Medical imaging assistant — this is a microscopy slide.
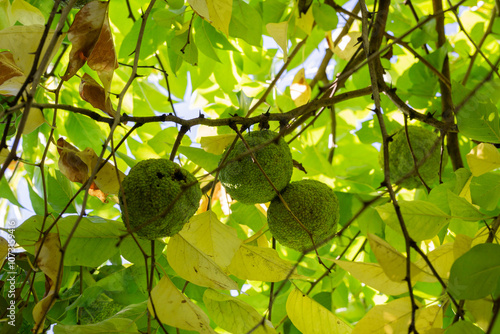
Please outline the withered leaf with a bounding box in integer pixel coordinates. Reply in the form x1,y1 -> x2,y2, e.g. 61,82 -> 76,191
57,137 -> 89,184
0,51 -> 23,86
79,73 -> 115,116
32,233 -> 62,333
62,1 -> 117,82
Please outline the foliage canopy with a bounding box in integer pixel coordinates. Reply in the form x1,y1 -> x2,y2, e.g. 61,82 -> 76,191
1,0 -> 500,333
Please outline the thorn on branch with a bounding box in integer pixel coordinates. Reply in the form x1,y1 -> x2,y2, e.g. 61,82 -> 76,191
198,111 -> 205,119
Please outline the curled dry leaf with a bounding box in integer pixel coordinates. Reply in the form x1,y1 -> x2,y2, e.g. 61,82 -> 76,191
0,51 -> 24,95
32,233 -> 62,334
63,0 -> 118,96
57,138 -> 89,184
79,73 -> 115,116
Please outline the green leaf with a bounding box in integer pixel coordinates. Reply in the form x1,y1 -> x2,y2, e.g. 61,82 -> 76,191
230,0 -> 263,46
375,200 -> 450,241
171,29 -> 198,65
312,3 -> 338,31
53,318 -> 140,333
15,215 -> 122,267
65,112 -> 106,153
177,145 -> 221,173
444,321 -> 485,334
448,243 -> 500,300
194,17 -> 221,62
0,177 -> 22,207
203,289 -> 277,334
447,190 -> 486,221
453,82 -> 500,143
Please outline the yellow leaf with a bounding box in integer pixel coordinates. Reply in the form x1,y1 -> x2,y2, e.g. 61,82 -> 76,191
266,22 -> 288,62
453,234 -> 472,259
188,0 -> 232,35
33,233 -> 62,333
148,275 -> 216,334
167,212 -> 240,290
200,134 -> 237,155
167,233 -> 238,289
0,25 -> 64,75
188,0 -> 210,20
368,233 -> 424,282
415,242 -> 455,282
465,298 -> 494,331
466,143 -> 500,177
228,244 -> 304,282
458,175 -> 473,203
11,0 -> 45,26
0,147 -> 10,164
0,0 -> 13,29
180,211 -> 242,268
0,236 -> 8,263
76,147 -> 125,195
204,289 -> 277,334
290,68 -> 311,107
352,297 -> 441,334
296,7 -> 314,35
331,32 -> 362,61
22,107 -> 45,134
286,288 -> 352,334
334,260 -> 410,295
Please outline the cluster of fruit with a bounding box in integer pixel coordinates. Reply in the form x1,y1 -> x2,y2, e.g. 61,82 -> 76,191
119,130 -> 339,252
118,125 -> 443,251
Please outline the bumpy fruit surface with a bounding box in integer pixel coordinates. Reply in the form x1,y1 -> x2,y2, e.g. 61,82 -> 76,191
119,159 -> 202,239
219,130 -> 293,204
267,180 -> 339,252
79,300 -> 124,324
379,126 -> 446,189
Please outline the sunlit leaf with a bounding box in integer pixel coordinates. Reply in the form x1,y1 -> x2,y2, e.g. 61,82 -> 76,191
312,3 -> 338,31
10,0 -> 45,26
334,260 -> 410,295
290,68 -> 311,107
266,22 -> 288,62
200,134 -> 236,154
148,275 -> 216,333
188,0 -> 232,35
415,242 -> 455,282
287,288 -> 352,334
443,321 -> 485,334
228,244 -> 304,282
466,143 -> 500,177
204,289 -> 277,334
331,32 -> 362,61
0,24 -> 64,75
22,107 -> 46,134
0,147 -> 9,164
376,200 -> 450,241
368,233 -> 425,282
296,6 -> 314,35
352,297 -> 441,333
167,212 -> 239,290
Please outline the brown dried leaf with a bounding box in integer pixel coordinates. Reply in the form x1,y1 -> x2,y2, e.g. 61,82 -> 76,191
32,233 -> 62,333
79,73 -> 114,116
0,51 -> 23,86
63,1 -> 117,81
57,138 -> 89,184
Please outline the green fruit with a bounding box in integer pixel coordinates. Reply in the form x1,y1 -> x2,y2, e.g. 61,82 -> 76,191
119,159 -> 202,239
79,300 -> 124,324
267,180 -> 339,252
379,126 -> 446,189
219,130 -> 293,204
